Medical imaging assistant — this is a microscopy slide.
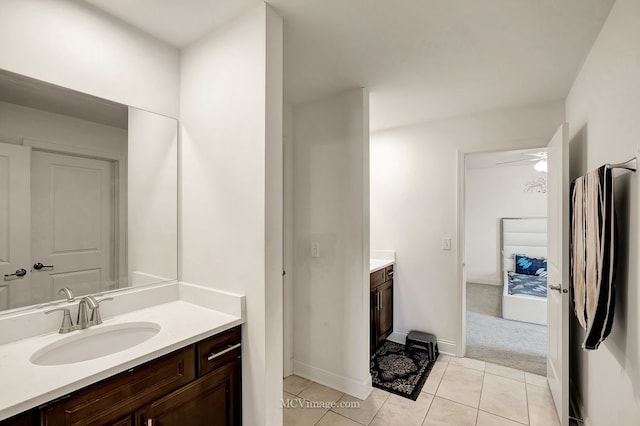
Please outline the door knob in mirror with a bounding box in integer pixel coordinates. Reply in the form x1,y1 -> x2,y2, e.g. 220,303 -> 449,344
4,269 -> 27,280
33,262 -> 54,270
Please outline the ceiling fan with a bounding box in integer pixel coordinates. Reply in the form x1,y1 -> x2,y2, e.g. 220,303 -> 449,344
496,151 -> 548,172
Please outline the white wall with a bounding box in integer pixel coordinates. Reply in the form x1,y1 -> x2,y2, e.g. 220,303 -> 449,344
180,4 -> 283,425
465,164 -> 547,285
0,0 -> 180,117
292,88 -> 371,399
370,100 -> 564,355
127,108 -> 178,286
565,0 -> 640,424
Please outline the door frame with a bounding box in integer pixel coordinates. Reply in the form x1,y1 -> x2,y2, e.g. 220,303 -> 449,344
23,138 -> 127,289
282,131 -> 293,376
456,145 -> 549,357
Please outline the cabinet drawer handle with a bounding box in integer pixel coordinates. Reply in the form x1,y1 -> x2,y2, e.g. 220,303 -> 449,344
207,343 -> 241,361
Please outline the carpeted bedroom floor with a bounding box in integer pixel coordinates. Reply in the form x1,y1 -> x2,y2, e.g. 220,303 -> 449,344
466,282 -> 547,376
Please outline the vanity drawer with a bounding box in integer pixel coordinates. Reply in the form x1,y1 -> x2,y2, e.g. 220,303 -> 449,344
386,265 -> 394,279
370,268 -> 386,288
41,346 -> 195,426
197,326 -> 241,377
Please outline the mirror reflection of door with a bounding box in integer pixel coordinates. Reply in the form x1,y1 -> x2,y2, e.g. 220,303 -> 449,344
0,142 -> 31,309
0,142 -> 115,309
31,151 -> 115,305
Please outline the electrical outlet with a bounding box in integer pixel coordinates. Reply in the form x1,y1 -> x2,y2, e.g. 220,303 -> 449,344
311,242 -> 320,258
442,237 -> 452,251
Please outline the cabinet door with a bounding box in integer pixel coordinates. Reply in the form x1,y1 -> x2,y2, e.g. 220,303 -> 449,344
370,288 -> 378,353
136,359 -> 241,426
377,280 -> 393,343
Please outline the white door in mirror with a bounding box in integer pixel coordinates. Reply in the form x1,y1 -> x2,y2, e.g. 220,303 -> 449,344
0,142 -> 31,310
31,151 -> 114,303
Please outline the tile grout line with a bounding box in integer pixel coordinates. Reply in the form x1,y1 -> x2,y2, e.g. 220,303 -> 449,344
418,393 -> 435,426
366,390 -> 390,425
297,378 -> 314,396
484,371 -> 526,384
419,359 -> 447,424
474,370 -> 486,426
313,409 -> 330,426
430,360 -> 448,398
477,409 -> 529,426
524,379 -> 532,426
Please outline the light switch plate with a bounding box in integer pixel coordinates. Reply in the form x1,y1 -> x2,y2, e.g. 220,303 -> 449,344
442,237 -> 452,251
311,242 -> 320,257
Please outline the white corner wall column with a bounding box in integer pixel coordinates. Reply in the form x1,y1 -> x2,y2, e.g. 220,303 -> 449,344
180,4 -> 283,425
292,88 -> 371,399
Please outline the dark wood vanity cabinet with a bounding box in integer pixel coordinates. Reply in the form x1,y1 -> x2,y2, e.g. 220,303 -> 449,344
370,265 -> 394,353
135,359 -> 240,426
1,326 -> 241,426
0,412 -> 37,426
135,328 -> 242,426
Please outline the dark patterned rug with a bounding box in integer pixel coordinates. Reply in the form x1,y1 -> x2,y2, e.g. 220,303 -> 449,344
370,341 -> 438,400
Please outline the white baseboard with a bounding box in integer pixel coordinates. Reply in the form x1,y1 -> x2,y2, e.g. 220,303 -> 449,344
292,360 -> 372,400
387,331 -> 457,356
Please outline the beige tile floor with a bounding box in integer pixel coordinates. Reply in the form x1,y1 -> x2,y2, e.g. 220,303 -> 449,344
282,355 -> 560,426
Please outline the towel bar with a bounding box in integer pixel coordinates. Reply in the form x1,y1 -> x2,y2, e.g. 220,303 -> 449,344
606,157 -> 637,172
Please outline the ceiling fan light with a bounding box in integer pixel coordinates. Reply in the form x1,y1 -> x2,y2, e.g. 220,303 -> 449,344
534,160 -> 548,172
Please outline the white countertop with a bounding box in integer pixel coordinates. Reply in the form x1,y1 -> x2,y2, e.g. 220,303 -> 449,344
370,258 -> 394,273
0,299 -> 243,420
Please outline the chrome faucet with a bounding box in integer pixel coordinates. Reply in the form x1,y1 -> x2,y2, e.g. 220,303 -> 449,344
45,294 -> 113,334
76,296 -> 98,329
88,295 -> 112,325
58,287 -> 75,302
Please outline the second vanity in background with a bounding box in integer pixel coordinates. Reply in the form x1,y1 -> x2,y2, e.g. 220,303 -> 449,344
370,252 -> 395,353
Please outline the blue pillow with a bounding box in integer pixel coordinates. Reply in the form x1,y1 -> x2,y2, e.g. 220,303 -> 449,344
515,255 -> 547,277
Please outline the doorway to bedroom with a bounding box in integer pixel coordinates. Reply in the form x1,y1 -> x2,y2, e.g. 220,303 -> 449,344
463,148 -> 548,376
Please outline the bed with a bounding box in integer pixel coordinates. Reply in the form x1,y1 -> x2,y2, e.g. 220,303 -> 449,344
501,217 -> 548,326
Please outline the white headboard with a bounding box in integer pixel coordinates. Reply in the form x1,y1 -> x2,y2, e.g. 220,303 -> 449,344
502,217 -> 547,272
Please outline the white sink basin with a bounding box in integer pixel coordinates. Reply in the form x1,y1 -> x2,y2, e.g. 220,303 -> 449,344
31,322 -> 161,366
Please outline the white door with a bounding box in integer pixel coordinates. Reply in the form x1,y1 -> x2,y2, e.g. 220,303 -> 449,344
31,151 -> 114,302
546,123 -> 570,426
0,142 -> 31,310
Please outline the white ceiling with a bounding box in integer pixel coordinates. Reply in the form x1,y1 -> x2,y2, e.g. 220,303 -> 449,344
82,0 -> 615,132
83,0 -> 260,48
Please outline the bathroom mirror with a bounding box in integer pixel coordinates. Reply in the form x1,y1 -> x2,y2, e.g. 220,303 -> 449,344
0,69 -> 178,313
